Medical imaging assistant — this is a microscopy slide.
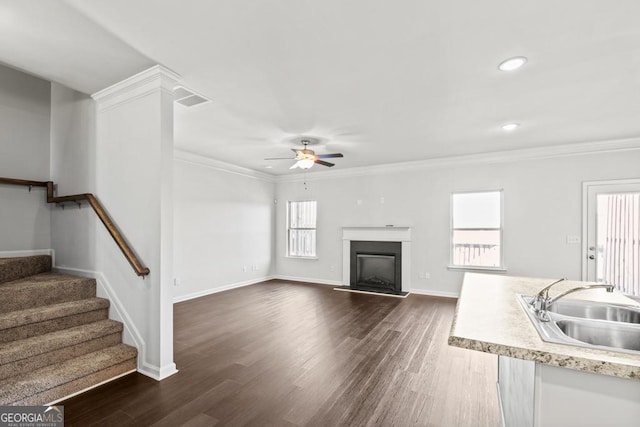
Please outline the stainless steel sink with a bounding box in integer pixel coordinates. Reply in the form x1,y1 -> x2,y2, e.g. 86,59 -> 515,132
547,299 -> 640,324
517,295 -> 640,355
556,318 -> 640,352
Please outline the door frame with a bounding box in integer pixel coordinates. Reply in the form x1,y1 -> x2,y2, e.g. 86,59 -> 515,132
581,178 -> 640,281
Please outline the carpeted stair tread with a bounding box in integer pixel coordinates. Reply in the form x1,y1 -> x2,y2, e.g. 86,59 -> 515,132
0,320 -> 124,382
0,272 -> 96,314
0,298 -> 109,343
0,319 -> 122,366
0,255 -> 51,284
0,343 -> 137,405
0,256 -> 138,405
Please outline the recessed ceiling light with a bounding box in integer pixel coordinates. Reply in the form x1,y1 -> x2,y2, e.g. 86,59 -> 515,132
498,56 -> 527,71
501,123 -> 520,131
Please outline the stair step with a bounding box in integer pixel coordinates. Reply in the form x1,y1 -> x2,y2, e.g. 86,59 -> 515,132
0,320 -> 123,381
0,257 -> 138,405
0,273 -> 96,314
0,343 -> 137,406
0,255 -> 51,284
0,298 -> 110,343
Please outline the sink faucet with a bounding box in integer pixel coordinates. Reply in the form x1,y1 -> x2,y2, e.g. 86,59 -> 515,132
530,278 -> 566,312
530,278 -> 615,321
546,284 -> 615,307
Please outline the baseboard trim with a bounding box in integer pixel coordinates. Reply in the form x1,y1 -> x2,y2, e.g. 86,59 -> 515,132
139,362 -> 179,381
409,288 -> 459,298
272,275 -> 342,287
173,275 -> 276,303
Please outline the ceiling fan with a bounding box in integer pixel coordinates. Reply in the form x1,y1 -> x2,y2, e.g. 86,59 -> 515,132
265,139 -> 344,169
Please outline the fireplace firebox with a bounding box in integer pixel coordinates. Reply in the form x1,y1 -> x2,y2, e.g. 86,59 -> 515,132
350,241 -> 402,294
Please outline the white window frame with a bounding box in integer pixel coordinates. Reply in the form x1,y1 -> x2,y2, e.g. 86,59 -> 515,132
448,189 -> 506,272
286,200 -> 318,259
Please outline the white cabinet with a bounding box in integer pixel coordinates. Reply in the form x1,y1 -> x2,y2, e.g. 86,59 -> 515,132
498,356 -> 640,427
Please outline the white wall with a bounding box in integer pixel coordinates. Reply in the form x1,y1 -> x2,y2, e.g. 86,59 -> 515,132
0,64 -> 51,252
173,154 -> 275,302
50,82 -> 98,269
275,150 -> 640,295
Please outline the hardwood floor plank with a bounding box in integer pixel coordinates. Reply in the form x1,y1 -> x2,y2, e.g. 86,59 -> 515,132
62,280 -> 499,426
178,413 -> 219,427
150,380 -> 239,427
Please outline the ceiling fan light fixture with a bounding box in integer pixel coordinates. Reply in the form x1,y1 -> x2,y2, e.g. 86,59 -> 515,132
297,159 -> 315,169
266,137 -> 343,170
498,56 -> 527,71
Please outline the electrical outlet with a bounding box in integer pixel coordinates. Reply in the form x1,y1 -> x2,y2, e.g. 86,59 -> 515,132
418,272 -> 425,279
425,273 -> 431,280
242,266 -> 247,272
173,278 -> 180,287
330,265 -> 335,272
566,235 -> 581,244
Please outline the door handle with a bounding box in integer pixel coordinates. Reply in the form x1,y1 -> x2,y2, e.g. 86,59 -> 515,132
588,255 -> 595,260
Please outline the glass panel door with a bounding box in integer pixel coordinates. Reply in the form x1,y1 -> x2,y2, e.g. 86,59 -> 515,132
584,180 -> 640,296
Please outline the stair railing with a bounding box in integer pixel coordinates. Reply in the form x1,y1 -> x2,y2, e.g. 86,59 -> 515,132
0,177 -> 150,277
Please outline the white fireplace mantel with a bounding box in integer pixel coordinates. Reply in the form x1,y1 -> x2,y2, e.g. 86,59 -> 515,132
342,226 -> 411,242
342,227 -> 412,292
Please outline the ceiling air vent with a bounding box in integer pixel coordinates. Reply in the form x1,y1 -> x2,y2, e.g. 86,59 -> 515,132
174,86 -> 211,107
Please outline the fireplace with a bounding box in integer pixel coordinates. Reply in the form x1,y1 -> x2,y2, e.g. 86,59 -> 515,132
350,241 -> 402,294
341,226 -> 411,295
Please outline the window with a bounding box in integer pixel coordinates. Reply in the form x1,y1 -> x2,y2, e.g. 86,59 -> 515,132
287,200 -> 317,258
450,190 -> 503,269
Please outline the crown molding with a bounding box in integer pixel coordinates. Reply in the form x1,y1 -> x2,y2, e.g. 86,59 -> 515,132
174,149 -> 276,182
92,65 -> 181,112
275,137 -> 640,183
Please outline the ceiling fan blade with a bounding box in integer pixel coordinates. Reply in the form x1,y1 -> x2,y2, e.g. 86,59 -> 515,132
315,160 -> 335,167
264,157 -> 295,160
316,153 -> 344,159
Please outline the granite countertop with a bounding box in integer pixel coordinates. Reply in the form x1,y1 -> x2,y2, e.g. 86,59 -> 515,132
448,273 -> 640,380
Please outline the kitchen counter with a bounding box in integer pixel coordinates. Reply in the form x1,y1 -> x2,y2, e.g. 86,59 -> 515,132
448,273 -> 640,379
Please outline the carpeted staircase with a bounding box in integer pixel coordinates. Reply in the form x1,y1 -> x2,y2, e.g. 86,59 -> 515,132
0,255 -> 137,405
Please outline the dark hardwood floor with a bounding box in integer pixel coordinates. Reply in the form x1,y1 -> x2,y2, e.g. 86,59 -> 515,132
62,280 -> 499,426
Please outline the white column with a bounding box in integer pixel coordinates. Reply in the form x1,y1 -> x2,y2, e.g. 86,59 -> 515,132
92,65 -> 179,380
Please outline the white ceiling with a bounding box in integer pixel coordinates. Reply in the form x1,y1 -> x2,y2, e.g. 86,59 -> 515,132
2,0 -> 640,175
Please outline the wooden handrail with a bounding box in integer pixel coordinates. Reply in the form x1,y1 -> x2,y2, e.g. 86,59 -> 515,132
0,177 -> 150,277
0,177 -> 49,188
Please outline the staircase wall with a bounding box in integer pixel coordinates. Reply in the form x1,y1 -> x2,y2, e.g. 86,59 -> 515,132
50,82 -> 98,271
0,64 -> 52,251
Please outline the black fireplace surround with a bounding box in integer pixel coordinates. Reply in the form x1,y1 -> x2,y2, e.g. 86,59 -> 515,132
350,240 -> 402,295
